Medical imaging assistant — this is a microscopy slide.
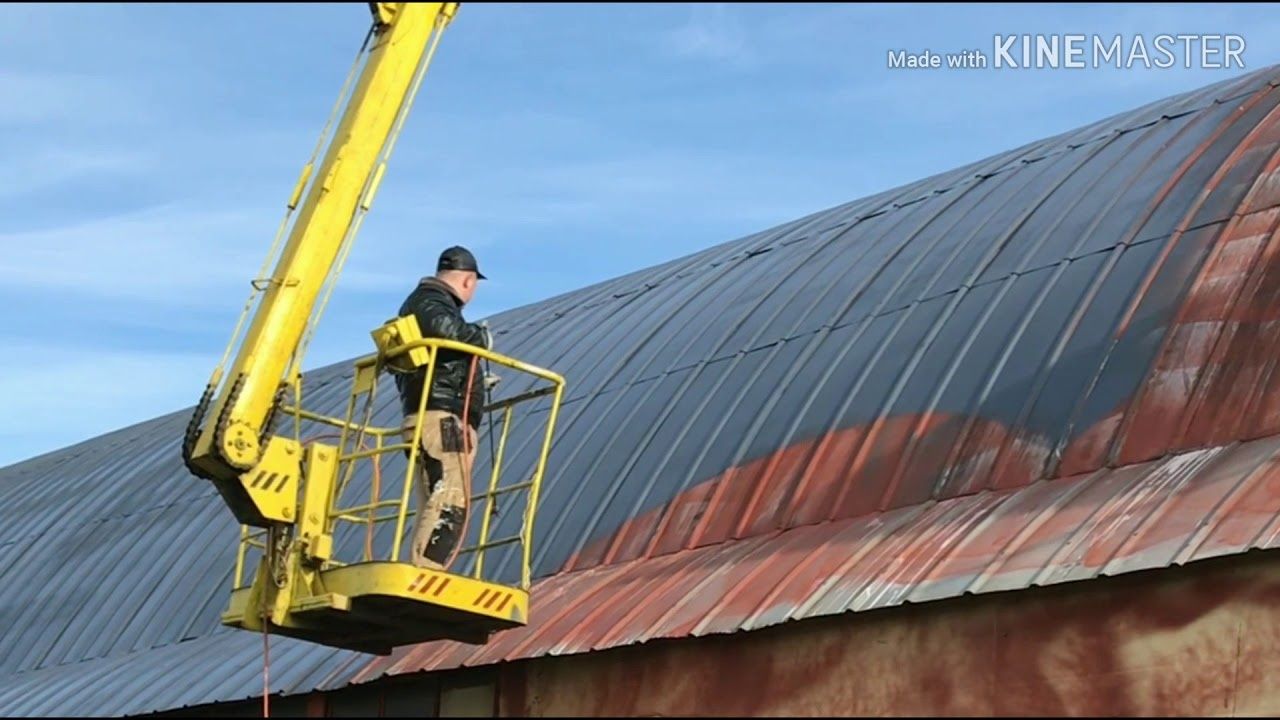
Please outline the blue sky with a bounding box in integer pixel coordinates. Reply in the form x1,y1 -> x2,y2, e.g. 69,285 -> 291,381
1,2 -> 1277,468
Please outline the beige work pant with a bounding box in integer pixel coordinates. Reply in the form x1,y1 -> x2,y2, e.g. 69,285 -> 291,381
401,410 -> 477,569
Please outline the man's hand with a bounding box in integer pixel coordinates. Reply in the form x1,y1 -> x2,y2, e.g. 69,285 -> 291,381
483,372 -> 501,391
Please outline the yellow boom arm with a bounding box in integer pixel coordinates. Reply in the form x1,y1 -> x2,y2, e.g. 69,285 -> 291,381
183,3 -> 459,528
175,3 -> 569,655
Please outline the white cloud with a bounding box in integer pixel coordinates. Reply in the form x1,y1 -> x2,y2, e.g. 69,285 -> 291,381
662,3 -> 754,66
369,148 -> 853,237
0,146 -> 151,200
0,4 -> 92,64
0,69 -> 153,128
0,203 -> 276,307
0,341 -> 217,468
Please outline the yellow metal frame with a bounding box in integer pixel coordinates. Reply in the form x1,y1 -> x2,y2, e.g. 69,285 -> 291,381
175,0 -> 572,657
221,329 -> 565,654
222,562 -> 530,653
183,2 -> 463,529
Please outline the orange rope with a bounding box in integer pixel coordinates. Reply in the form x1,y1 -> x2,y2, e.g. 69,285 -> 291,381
262,613 -> 270,718
262,523 -> 274,718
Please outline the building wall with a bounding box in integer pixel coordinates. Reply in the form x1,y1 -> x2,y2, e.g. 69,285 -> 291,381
157,552 -> 1280,717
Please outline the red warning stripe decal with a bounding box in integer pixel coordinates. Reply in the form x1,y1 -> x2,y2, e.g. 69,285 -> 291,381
408,573 -> 441,596
420,576 -> 439,595
471,590 -> 512,612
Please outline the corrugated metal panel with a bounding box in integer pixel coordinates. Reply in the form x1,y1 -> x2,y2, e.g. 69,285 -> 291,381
352,433 -> 1280,682
496,548 -> 1280,717
0,632 -> 356,718
3,65 -> 1280,716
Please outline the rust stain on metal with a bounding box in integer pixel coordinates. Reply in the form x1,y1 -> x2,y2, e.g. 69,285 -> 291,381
556,413 -> 1055,578
1116,98 -> 1280,465
1110,91 -> 1271,342
565,414 -> 1045,573
352,435 -> 1280,684
1185,210 -> 1280,447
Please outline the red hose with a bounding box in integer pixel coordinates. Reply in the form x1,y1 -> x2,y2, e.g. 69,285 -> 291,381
446,354 -> 479,570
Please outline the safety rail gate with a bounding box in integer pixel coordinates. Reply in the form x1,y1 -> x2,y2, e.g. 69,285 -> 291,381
221,325 -> 565,655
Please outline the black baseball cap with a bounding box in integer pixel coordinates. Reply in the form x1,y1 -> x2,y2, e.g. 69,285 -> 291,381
437,245 -> 487,280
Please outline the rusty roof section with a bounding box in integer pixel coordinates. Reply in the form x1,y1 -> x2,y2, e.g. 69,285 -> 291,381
350,61 -> 1280,681
350,432 -> 1280,681
3,65 -> 1280,716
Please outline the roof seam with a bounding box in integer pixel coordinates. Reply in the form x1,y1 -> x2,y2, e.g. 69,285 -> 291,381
550,234 -> 1172,410
0,491 -> 222,549
1,432 -> 151,480
2,632 -> 216,681
283,77 -> 1280,397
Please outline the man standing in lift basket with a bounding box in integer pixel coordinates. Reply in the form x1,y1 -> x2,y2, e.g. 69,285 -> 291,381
393,245 -> 497,570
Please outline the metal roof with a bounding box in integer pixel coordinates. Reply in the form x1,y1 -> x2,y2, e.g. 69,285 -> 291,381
3,64 -> 1280,716
350,432 -> 1280,681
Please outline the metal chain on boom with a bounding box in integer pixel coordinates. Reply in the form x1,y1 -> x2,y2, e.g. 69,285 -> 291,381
208,373 -> 247,481
181,382 -> 217,480
183,25 -> 375,481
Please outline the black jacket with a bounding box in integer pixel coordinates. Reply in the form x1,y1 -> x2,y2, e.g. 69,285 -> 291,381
393,277 -> 488,429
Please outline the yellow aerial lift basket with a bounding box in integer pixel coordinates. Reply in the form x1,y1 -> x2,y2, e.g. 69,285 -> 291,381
174,1 -> 569,657
219,316 -> 565,655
